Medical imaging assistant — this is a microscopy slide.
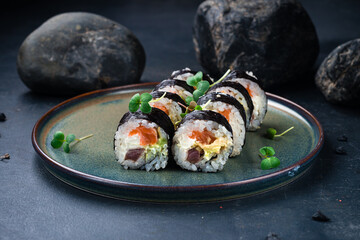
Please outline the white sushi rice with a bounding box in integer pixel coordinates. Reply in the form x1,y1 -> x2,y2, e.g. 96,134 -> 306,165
207,87 -> 251,128
171,67 -> 193,80
172,119 -> 233,172
226,78 -> 267,131
201,101 -> 246,157
156,85 -> 192,100
114,118 -> 169,171
149,97 -> 183,126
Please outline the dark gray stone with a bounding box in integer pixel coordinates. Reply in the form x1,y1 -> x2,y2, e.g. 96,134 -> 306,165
315,39 -> 360,105
193,0 -> 319,89
17,12 -> 145,95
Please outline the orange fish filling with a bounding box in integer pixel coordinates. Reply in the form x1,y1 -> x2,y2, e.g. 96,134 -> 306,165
129,126 -> 158,146
152,103 -> 169,115
218,109 -> 231,122
189,129 -> 216,145
245,84 -> 253,97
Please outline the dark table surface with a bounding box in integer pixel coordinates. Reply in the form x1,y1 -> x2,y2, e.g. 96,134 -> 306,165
1,0 -> 360,239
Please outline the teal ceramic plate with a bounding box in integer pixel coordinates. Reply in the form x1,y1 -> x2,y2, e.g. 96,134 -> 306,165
32,83 -> 324,203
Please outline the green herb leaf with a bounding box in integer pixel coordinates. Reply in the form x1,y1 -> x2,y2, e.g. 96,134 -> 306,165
259,146 -> 275,157
185,96 -> 194,106
63,142 -> 70,153
194,71 -> 203,81
180,113 -> 186,118
195,105 -> 202,111
51,139 -> 63,149
66,134 -> 76,143
269,156 -> 280,168
53,131 -> 65,141
140,93 -> 152,103
193,90 -> 203,101
261,158 -> 272,170
129,93 -> 141,112
261,156 -> 280,170
186,76 -> 198,87
140,102 -> 152,114
266,128 -> 277,139
197,80 -> 210,93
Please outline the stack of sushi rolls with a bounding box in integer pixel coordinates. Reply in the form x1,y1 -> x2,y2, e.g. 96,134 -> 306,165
172,110 -> 234,172
114,67 -> 267,172
197,92 -> 246,157
223,70 -> 267,131
207,81 -> 254,128
114,108 -> 174,171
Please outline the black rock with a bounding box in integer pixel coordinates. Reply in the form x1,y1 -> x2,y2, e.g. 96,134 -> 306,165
193,0 -> 319,89
315,39 -> 360,105
337,135 -> 348,142
265,232 -> 281,240
335,146 -> 347,155
17,12 -> 146,96
0,113 -> 6,121
312,210 -> 330,222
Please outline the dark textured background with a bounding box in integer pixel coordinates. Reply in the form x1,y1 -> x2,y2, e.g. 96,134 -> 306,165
1,0 -> 360,239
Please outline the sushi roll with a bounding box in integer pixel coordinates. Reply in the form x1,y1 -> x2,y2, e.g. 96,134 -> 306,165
224,70 -> 267,131
114,108 -> 174,171
207,81 -> 254,129
170,67 -> 214,84
197,92 -> 246,157
150,91 -> 186,126
153,79 -> 194,100
172,110 -> 233,172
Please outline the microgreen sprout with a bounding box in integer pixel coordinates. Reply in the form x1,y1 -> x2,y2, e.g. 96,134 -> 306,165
258,146 -> 280,170
266,126 -> 294,139
178,100 -> 208,119
129,92 -> 166,114
186,71 -> 210,102
209,69 -> 231,87
185,69 -> 231,102
51,131 -> 93,153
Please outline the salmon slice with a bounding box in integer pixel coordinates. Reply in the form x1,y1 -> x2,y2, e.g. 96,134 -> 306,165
129,125 -> 158,146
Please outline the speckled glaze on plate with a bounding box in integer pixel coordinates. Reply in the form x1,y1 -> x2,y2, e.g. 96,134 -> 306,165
32,83 -> 324,203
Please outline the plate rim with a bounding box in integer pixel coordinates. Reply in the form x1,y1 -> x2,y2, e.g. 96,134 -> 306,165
32,82 -> 324,192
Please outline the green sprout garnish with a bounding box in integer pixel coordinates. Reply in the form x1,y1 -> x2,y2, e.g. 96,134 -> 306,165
209,69 -> 231,87
266,126 -> 294,139
129,92 -> 166,114
185,69 -> 231,102
51,131 -> 93,153
186,71 -> 209,102
259,146 -> 280,170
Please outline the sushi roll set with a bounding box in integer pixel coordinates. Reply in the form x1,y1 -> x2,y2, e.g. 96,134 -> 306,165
114,68 -> 268,172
